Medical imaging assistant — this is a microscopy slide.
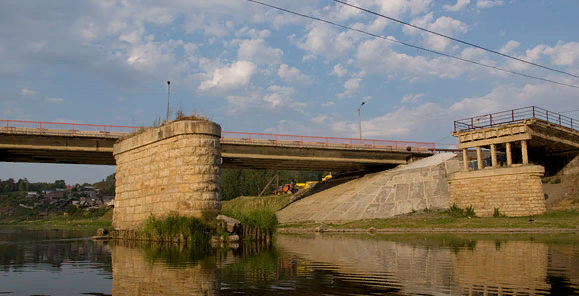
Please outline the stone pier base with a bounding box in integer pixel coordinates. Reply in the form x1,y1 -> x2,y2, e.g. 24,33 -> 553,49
113,120 -> 222,230
448,165 -> 546,217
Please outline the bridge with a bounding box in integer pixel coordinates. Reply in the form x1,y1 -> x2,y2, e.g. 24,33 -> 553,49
452,106 -> 579,172
0,120 -> 436,172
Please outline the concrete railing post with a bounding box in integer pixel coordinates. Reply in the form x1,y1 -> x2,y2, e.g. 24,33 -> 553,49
506,142 -> 512,166
462,148 -> 469,170
476,146 -> 483,170
491,144 -> 497,167
521,140 -> 529,165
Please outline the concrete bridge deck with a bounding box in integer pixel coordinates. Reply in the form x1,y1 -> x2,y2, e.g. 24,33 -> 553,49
0,120 -> 436,171
452,106 -> 579,174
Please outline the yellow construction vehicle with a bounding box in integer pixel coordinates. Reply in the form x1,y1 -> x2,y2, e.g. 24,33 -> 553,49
295,181 -> 318,190
322,174 -> 333,182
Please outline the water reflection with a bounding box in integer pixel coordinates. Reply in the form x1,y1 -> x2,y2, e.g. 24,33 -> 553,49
275,234 -> 579,296
1,228 -> 578,295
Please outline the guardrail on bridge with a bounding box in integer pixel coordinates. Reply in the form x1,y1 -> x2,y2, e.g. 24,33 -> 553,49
1,120 -> 438,152
454,106 -> 578,133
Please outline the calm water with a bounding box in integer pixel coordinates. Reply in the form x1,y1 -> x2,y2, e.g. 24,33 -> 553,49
1,228 -> 578,295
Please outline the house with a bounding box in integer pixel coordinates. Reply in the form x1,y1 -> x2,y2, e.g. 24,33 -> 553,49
48,191 -> 64,200
27,192 -> 38,197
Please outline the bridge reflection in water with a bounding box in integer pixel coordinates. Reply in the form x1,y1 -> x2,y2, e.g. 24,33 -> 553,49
108,234 -> 579,296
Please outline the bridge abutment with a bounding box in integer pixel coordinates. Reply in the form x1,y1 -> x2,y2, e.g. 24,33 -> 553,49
112,120 -> 222,230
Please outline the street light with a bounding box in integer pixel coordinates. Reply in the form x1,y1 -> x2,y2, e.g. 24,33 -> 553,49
166,81 -> 171,123
358,101 -> 366,142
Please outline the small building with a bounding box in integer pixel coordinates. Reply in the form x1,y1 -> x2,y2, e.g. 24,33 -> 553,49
27,192 -> 37,197
48,191 -> 64,200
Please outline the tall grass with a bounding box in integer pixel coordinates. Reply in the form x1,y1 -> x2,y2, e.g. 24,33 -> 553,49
221,208 -> 279,233
142,212 -> 211,244
221,195 -> 290,213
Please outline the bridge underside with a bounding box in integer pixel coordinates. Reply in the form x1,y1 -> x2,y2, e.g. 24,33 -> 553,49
0,133 -> 433,171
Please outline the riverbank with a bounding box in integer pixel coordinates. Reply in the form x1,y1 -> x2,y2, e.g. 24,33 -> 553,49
0,208 -> 113,229
279,208 -> 579,233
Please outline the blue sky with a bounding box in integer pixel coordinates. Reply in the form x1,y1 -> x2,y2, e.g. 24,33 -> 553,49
1,0 -> 579,184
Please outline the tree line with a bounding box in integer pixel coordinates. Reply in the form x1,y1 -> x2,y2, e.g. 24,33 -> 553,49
1,168 -> 324,200
0,178 -> 66,193
220,169 -> 325,200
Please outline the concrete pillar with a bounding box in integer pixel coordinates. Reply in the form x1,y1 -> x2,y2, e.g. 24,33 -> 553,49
462,148 -> 469,170
476,146 -> 483,170
506,142 -> 512,166
490,144 -> 497,167
521,140 -> 529,164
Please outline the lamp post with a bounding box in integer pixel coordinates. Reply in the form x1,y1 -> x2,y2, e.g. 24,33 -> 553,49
358,101 -> 365,142
166,81 -> 171,123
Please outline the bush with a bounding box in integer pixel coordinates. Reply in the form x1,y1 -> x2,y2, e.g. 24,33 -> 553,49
221,208 -> 278,233
445,203 -> 476,218
465,206 -> 476,218
493,208 -> 505,218
552,178 -> 561,184
142,213 -> 211,244
66,205 -> 79,216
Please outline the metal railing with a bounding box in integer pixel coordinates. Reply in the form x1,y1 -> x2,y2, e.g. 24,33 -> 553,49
221,131 -> 436,152
1,120 -> 139,138
454,106 -> 578,133
0,119 -> 437,152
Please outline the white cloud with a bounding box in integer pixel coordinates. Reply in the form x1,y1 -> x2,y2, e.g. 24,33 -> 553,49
235,27 -> 271,39
355,38 -> 466,80
312,115 -> 328,124
338,77 -> 362,98
296,24 -> 360,59
444,0 -> 471,12
476,0 -> 504,8
237,39 -> 283,65
225,85 -> 307,114
543,41 -> 579,66
45,97 -> 64,104
330,64 -> 347,77
500,40 -> 520,54
278,64 -> 312,85
322,101 -> 336,107
21,88 -> 37,96
198,60 -> 256,92
404,13 -> 468,51
401,93 -> 424,104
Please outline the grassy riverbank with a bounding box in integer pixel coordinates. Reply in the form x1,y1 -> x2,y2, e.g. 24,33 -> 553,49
0,208 -> 113,229
279,208 -> 579,230
221,195 -> 287,233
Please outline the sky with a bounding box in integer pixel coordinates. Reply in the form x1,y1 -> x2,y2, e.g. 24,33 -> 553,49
1,0 -> 579,184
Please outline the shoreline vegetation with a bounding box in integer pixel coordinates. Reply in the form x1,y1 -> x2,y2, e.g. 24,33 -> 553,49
2,195 -> 578,234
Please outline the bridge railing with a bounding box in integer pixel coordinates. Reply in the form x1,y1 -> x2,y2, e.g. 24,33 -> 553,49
221,131 -> 436,152
454,106 -> 578,133
0,120 -> 139,137
0,119 -> 438,152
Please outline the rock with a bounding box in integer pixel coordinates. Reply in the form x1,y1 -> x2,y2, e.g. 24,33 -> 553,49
228,234 -> 240,242
96,228 -> 109,236
313,225 -> 325,233
367,227 -> 377,234
216,215 -> 241,233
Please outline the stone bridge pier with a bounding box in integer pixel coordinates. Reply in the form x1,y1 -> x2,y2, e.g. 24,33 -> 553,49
112,120 -> 222,230
449,117 -> 579,217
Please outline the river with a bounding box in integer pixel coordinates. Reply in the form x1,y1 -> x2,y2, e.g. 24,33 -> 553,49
0,228 -> 578,295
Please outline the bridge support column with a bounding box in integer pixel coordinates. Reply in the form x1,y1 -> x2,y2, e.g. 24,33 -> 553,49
521,140 -> 529,164
490,144 -> 497,167
112,120 -> 222,230
476,146 -> 483,170
506,142 -> 512,166
462,148 -> 469,170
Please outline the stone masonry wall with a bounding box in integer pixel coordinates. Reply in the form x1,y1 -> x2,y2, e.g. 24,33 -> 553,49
448,165 -> 546,217
277,154 -> 461,223
113,120 -> 221,230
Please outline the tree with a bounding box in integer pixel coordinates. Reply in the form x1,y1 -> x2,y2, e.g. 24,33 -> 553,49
53,180 -> 66,189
